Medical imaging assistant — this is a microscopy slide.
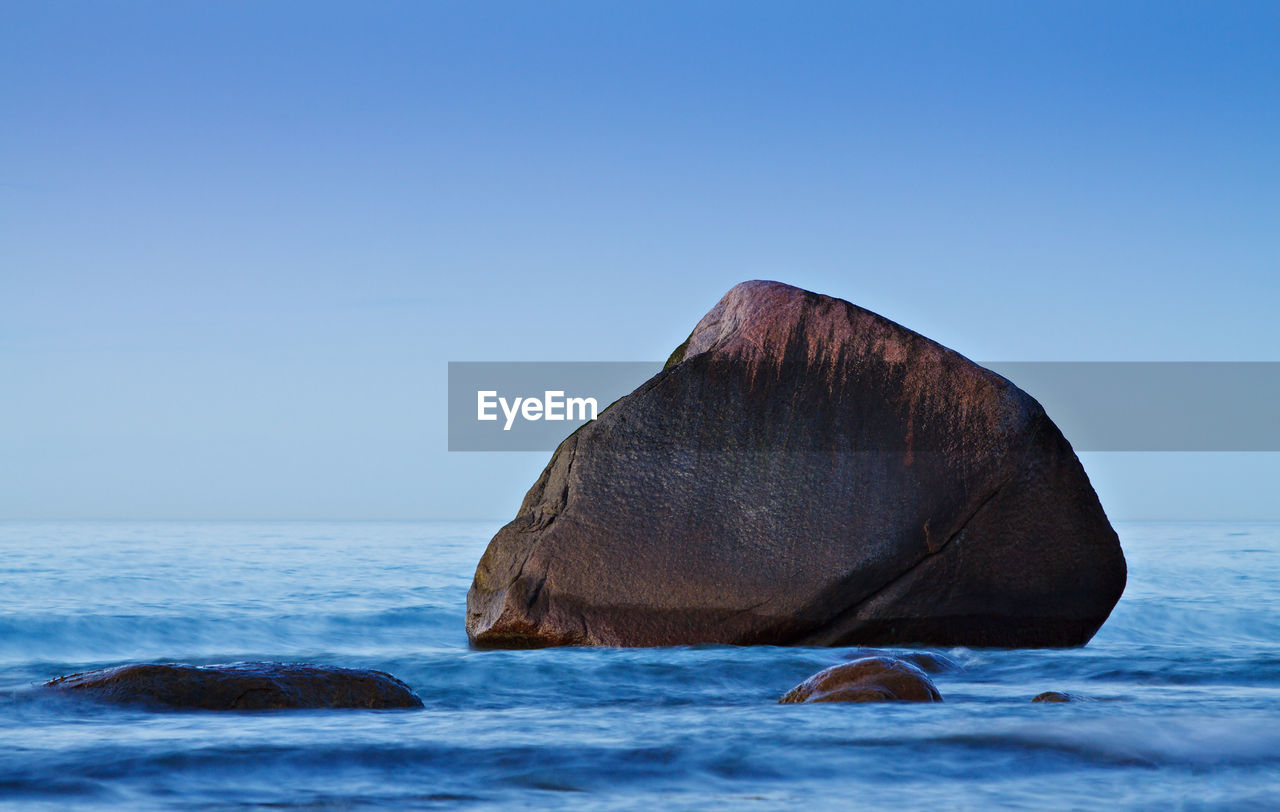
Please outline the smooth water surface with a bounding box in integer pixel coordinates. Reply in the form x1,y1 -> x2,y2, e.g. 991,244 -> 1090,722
1,521 -> 1277,809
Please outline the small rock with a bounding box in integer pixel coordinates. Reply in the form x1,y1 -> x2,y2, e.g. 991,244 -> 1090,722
1031,691 -> 1073,703
44,662 -> 424,710
780,656 -> 942,704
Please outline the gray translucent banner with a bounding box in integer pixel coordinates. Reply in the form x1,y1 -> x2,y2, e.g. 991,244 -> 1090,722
984,362 -> 1280,451
448,361 -> 1280,452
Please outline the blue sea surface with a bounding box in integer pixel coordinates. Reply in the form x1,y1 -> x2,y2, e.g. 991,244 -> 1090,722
1,520 -> 1278,809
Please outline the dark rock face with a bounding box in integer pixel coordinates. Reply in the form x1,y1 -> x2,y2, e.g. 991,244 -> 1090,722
779,657 -> 942,703
467,280 -> 1126,648
45,662 -> 424,710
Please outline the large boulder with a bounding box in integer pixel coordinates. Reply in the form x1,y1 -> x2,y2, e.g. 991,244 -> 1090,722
44,662 -> 423,710
467,280 -> 1126,648
779,657 -> 942,703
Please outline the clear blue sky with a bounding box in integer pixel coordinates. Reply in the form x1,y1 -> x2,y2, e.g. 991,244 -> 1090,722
2,1 -> 1277,519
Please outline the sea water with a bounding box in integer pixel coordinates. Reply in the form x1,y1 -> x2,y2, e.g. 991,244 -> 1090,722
1,520 -> 1277,809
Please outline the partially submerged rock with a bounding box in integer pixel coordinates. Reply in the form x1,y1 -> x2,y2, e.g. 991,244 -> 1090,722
1031,691 -> 1074,703
780,656 -> 942,703
467,280 -> 1126,648
45,662 -> 423,710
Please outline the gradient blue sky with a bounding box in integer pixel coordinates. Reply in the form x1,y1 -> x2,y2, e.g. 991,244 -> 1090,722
3,1 -> 1277,519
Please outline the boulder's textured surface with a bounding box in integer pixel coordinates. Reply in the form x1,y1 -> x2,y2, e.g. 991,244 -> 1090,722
467,280 -> 1126,648
45,662 -> 424,710
779,657 -> 942,703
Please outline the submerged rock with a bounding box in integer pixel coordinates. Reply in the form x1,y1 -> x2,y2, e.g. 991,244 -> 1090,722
45,662 -> 423,710
1031,691 -> 1074,703
467,280 -> 1126,649
779,656 -> 942,703
842,649 -> 958,674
